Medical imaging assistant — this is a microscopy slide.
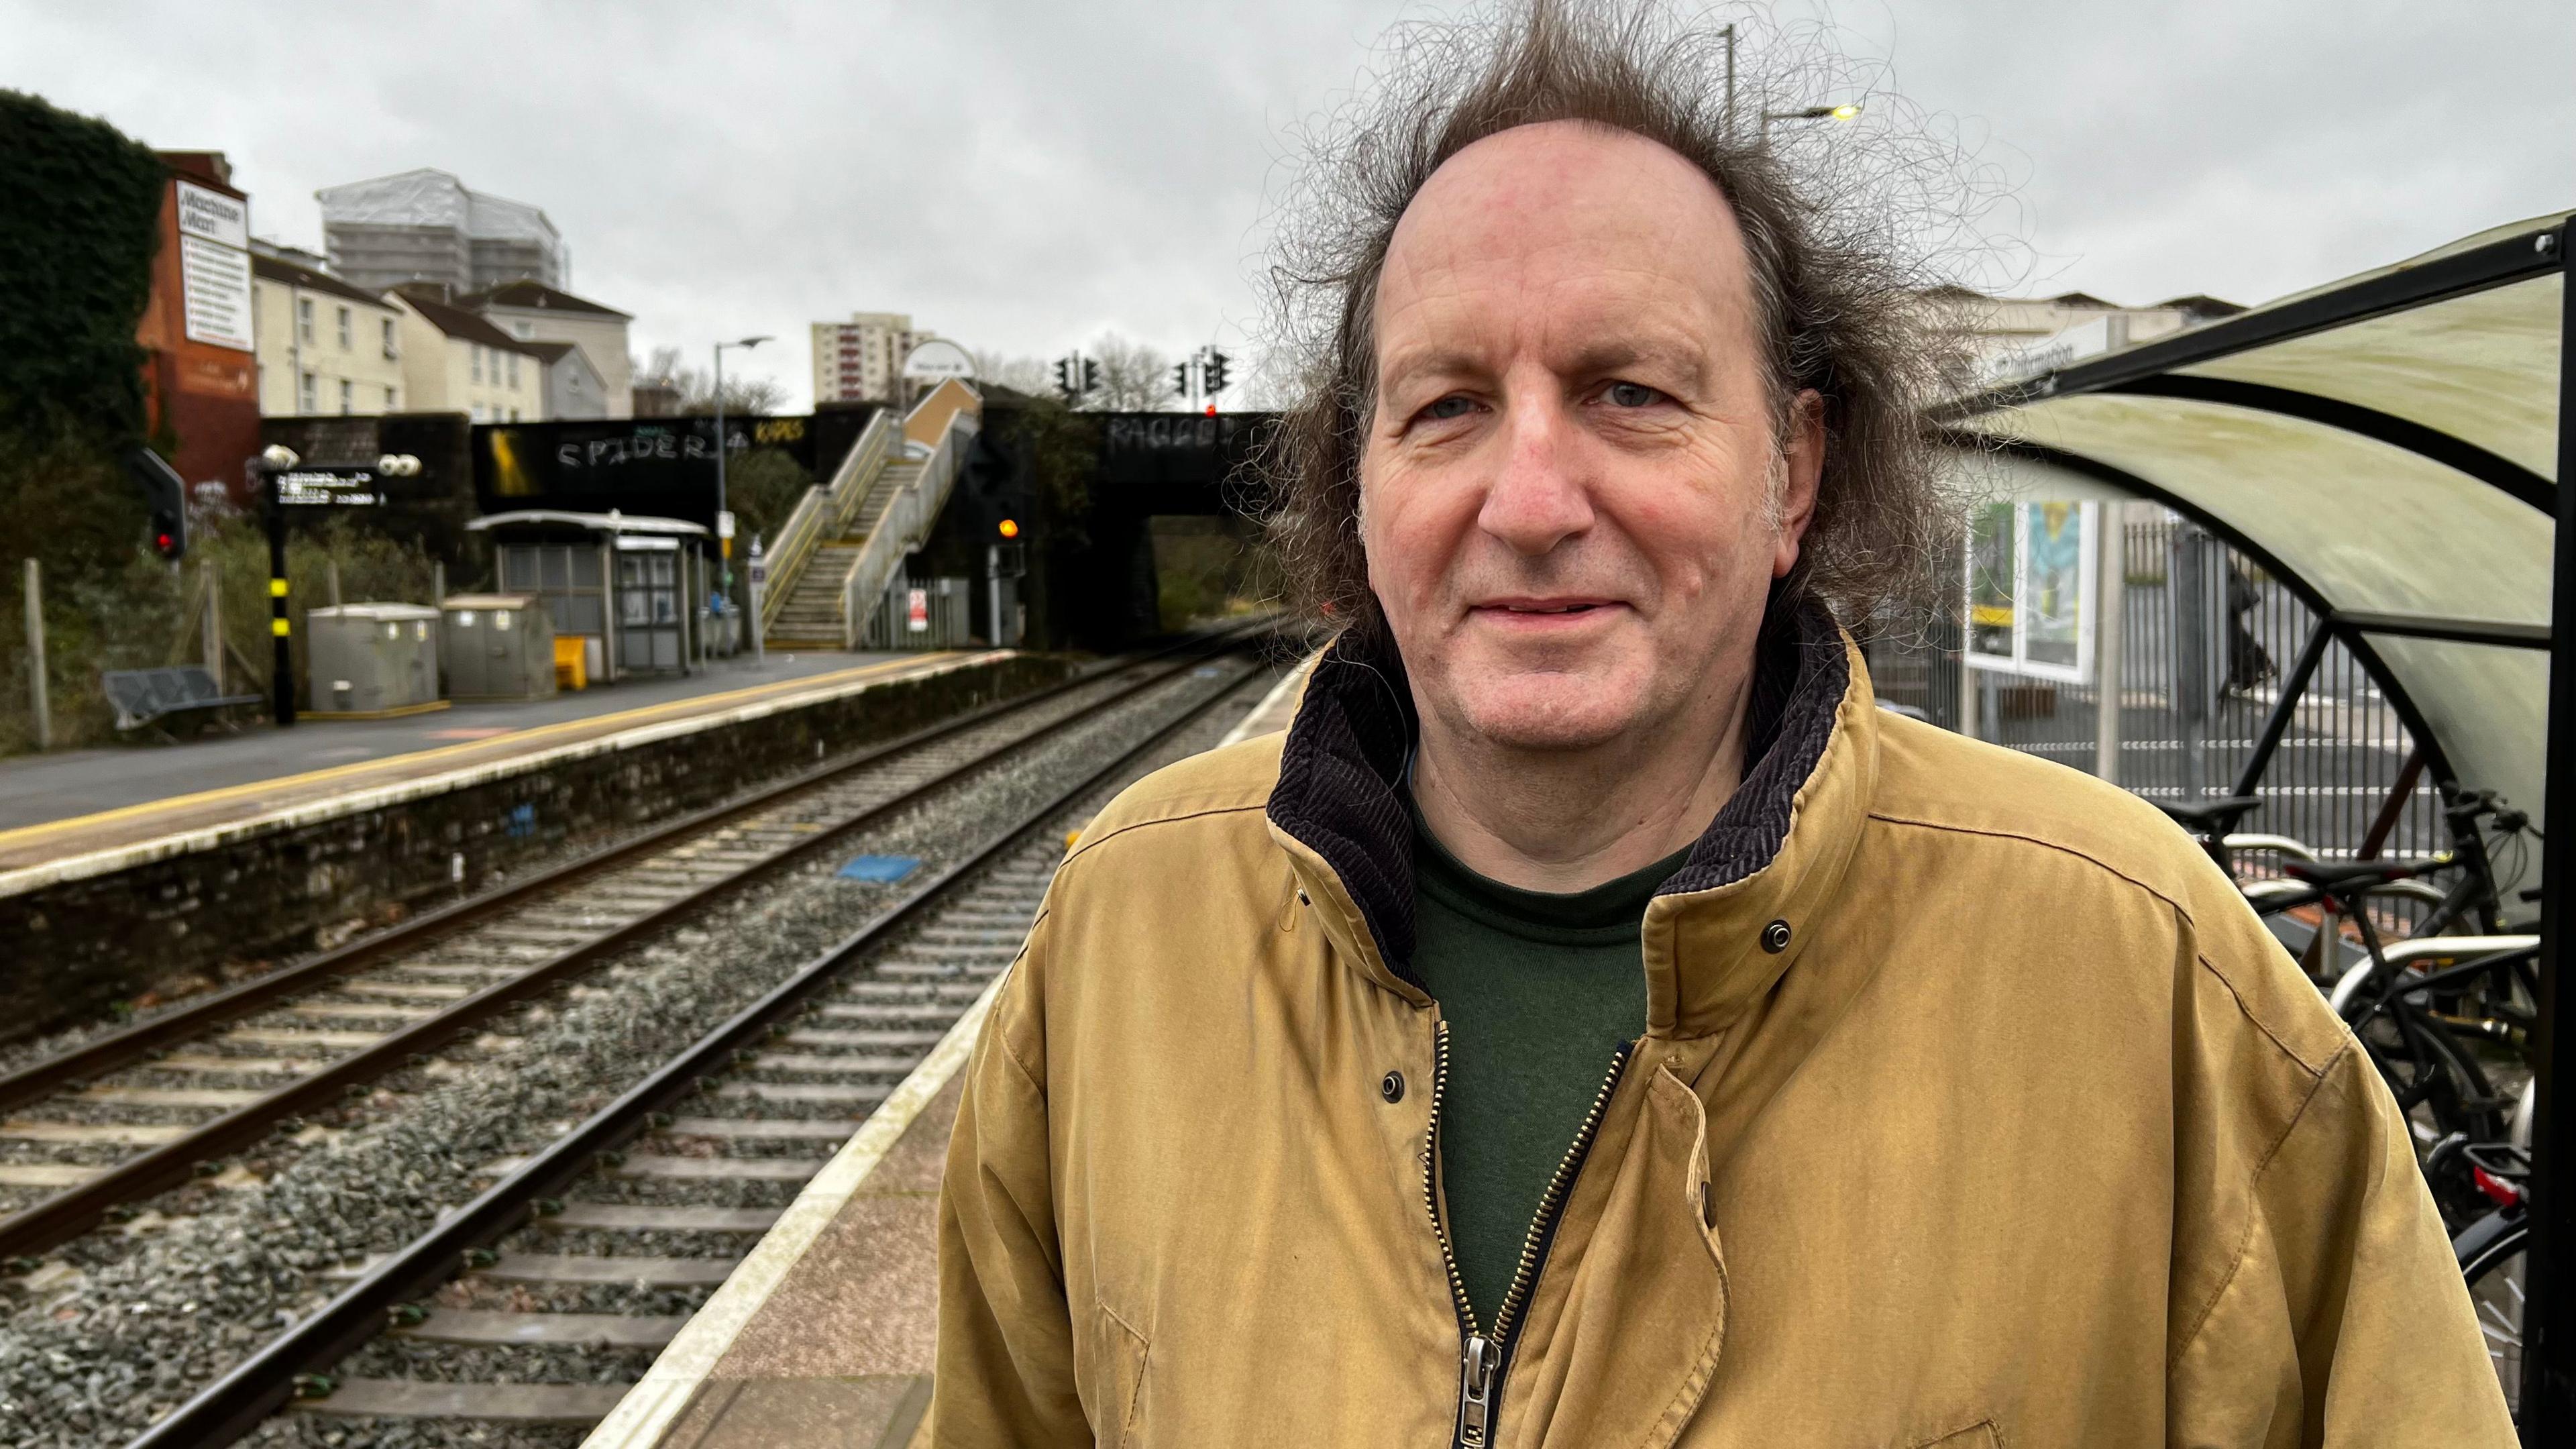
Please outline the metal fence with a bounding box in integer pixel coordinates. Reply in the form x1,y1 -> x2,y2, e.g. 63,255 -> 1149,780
860,576 -> 973,651
1864,502 -> 2444,881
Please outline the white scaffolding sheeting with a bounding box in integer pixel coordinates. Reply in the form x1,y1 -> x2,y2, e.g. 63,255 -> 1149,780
317,168 -> 563,249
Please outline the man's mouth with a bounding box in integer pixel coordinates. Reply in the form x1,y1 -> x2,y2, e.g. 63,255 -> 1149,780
1471,598 -> 1622,621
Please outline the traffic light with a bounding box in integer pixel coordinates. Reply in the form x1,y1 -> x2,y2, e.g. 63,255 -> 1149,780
1204,350 -> 1230,396
1054,356 -> 1073,396
125,447 -> 187,561
1082,358 -> 1099,394
1171,362 -> 1191,400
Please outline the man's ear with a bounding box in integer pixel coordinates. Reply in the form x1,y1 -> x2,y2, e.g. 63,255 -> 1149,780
1772,388 -> 1824,579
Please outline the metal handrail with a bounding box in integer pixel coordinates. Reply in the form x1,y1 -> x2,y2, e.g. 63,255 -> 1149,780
840,413 -> 977,647
760,411 -> 896,633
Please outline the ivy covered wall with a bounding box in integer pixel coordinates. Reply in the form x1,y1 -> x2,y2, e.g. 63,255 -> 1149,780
0,89 -> 164,442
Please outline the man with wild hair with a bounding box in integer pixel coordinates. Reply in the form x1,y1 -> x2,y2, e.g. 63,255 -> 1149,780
935,5 -> 2512,1444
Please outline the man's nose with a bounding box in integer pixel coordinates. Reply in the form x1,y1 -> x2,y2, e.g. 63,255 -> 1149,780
1475,392 -> 1593,557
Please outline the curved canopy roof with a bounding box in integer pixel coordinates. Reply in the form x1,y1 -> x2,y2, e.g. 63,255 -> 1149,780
1946,211 -> 2566,892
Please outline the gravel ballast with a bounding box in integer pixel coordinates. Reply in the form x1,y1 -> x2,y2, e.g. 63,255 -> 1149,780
0,654 -> 1282,1449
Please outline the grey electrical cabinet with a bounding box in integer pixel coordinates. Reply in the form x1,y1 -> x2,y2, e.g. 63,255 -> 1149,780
441,593 -> 558,701
307,603 -> 442,715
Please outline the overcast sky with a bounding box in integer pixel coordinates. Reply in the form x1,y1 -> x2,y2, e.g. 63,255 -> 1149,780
10,1 -> 2569,411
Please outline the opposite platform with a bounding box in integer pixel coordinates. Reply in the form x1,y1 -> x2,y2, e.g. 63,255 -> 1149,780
0,649 -> 1076,1039
0,651 -> 945,873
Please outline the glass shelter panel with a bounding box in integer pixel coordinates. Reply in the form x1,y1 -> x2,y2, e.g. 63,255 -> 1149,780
1870,454 -> 2451,909
2180,272 -> 2563,483
1957,399 -> 2551,910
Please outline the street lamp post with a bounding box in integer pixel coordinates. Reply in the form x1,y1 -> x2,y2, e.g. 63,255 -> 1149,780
1760,101 -> 1862,140
712,334 -> 771,655
1719,23 -> 1734,140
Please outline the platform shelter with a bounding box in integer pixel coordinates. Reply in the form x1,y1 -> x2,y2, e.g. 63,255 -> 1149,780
469,510 -> 718,683
1943,211 -> 2571,1427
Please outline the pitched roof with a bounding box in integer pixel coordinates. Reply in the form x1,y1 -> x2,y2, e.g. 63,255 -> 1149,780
393,284 -> 542,353
252,254 -> 395,311
521,339 -> 604,380
2043,290 -> 2121,309
2151,293 -> 2248,319
458,278 -> 632,319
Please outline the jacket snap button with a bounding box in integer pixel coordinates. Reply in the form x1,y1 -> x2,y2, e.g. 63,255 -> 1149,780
1760,919 -> 1792,953
1380,1071 -> 1405,1104
1297,890 -> 1311,906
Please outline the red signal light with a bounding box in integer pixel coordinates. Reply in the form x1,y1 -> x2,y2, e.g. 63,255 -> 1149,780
1204,405 -> 1218,417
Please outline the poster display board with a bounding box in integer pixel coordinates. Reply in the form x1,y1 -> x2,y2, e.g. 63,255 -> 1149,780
1964,499 -> 2098,684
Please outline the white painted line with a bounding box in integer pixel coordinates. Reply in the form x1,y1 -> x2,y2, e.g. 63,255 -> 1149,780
576,969 -> 1006,1449
1216,649 -> 1318,750
0,652 -> 1013,900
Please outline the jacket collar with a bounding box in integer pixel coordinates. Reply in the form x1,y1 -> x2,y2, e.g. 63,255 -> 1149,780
1265,592 -> 1878,1036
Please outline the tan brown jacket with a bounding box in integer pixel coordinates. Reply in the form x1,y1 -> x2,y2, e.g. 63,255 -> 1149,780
935,606 -> 2512,1447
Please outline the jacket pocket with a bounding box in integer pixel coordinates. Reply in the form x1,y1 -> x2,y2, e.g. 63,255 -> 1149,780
1903,1420 -> 1998,1449
1093,1301 -> 1149,1448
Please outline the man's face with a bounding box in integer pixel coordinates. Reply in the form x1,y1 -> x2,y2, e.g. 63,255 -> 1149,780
1360,121 -> 1820,753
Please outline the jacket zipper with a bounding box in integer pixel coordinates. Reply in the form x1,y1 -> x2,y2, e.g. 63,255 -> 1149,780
1424,1022 -> 1634,1448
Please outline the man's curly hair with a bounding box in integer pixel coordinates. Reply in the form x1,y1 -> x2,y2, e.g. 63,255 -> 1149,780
1260,1 -> 1968,641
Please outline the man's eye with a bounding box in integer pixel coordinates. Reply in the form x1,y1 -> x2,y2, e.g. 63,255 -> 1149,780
1604,381 -> 1664,408
1419,395 -> 1476,421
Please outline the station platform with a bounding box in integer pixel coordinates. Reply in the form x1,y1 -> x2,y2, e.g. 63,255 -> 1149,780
0,651 -> 949,876
578,661 -> 1311,1449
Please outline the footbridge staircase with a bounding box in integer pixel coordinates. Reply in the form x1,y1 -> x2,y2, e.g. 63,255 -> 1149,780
758,380 -> 981,651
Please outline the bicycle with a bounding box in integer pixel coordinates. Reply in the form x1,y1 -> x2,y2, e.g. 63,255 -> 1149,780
2445,1142 -> 2530,1419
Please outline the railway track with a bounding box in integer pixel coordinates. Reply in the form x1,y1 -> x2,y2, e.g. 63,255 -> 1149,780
0,625 -> 1266,1271
103,642 -> 1280,1448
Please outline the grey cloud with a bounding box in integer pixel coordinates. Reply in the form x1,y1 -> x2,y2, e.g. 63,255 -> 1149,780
7,1 -> 2565,410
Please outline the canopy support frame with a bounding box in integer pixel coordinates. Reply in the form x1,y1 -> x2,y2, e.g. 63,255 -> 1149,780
2522,217 -> 2574,1441
2231,619 -> 2333,802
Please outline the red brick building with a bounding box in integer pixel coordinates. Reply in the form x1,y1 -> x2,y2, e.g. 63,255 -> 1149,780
136,152 -> 261,502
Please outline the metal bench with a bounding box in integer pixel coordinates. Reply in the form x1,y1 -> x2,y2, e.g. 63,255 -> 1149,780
101,666 -> 264,734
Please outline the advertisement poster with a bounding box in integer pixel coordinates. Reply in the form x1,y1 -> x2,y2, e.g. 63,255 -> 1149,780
1963,498 -> 2097,684
1965,501 -> 2017,666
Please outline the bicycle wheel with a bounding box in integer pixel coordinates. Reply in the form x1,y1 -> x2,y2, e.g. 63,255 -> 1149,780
2456,1211 -> 2528,1419
2348,997 -> 2506,1151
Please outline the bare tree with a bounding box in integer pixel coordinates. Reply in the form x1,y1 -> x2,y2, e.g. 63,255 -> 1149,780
971,350 -> 1056,398
630,345 -> 788,415
1081,332 -> 1180,412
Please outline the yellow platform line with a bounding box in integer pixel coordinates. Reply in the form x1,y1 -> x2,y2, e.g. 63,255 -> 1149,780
0,655 -> 954,853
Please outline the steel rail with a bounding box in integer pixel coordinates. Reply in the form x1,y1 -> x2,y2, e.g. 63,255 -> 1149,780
0,624 -> 1259,1118
0,627 -> 1267,1262
125,647 -> 1265,1449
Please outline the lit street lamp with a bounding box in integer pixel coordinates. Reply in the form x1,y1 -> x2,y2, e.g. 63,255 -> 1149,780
711,334 -> 771,598
1760,101 -> 1862,139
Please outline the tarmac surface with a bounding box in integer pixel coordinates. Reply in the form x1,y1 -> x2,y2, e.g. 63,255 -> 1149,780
0,651 -> 936,871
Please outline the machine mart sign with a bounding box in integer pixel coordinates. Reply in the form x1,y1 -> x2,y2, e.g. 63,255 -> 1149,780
274,468 -> 385,507
174,179 -> 254,353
